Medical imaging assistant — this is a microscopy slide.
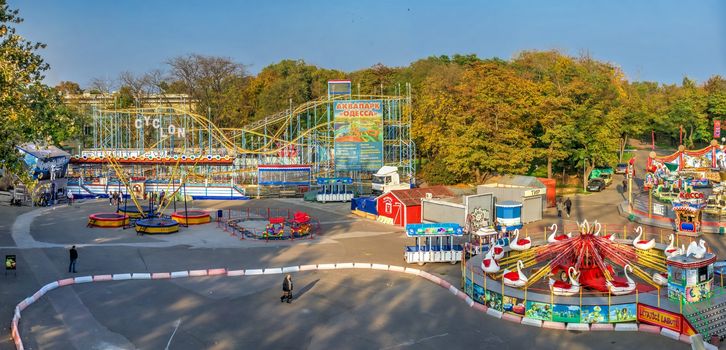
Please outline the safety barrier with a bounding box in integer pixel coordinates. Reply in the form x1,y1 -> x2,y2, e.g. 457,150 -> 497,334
10,262 -> 696,350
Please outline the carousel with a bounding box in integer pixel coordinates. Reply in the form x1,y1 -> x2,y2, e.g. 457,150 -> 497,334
476,220 -> 668,296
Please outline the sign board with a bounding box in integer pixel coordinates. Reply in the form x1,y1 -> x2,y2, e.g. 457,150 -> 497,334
715,120 -> 721,138
333,101 -> 383,171
5,255 -> 16,270
637,304 -> 681,332
523,188 -> 545,197
328,80 -> 352,95
653,203 -> 666,216
405,223 -> 463,237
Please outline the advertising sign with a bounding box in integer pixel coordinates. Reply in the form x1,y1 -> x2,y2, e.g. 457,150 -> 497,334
581,305 -> 609,323
609,303 -> 637,323
333,100 -> 383,171
525,301 -> 552,321
552,304 -> 580,323
405,223 -> 464,237
637,304 -> 681,332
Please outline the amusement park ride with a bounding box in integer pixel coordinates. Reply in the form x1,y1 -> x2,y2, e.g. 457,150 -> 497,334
68,81 -> 415,200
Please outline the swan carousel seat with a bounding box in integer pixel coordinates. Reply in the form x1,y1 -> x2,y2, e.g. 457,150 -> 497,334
606,264 -> 636,295
686,239 -> 707,259
509,229 -> 531,251
549,267 -> 580,296
664,234 -> 684,258
480,246 -> 500,274
652,272 -> 668,286
632,226 -> 655,250
502,260 -> 528,288
547,224 -> 572,243
491,239 -> 505,260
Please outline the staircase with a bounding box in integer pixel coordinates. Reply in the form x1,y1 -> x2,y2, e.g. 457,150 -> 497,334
686,299 -> 726,340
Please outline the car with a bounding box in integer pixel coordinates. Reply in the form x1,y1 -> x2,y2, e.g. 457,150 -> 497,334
587,178 -> 606,192
615,163 -> 628,174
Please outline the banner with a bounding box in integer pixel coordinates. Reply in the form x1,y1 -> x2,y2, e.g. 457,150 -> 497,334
715,120 -> 721,138
637,304 -> 681,332
609,303 -> 637,323
552,304 -> 580,323
334,101 -> 383,171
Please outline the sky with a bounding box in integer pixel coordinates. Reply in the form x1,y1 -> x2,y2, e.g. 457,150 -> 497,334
12,0 -> 726,87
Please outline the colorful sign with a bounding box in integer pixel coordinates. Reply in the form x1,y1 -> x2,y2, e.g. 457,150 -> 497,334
715,119 -> 721,138
609,303 -> 637,323
525,301 -> 552,321
581,305 -> 609,323
484,290 -> 502,311
333,100 -> 383,171
503,295 -> 525,316
405,223 -> 464,237
552,304 -> 581,323
637,304 -> 682,332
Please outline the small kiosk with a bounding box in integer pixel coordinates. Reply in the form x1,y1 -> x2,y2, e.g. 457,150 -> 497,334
672,191 -> 706,236
466,226 -> 498,257
495,200 -> 523,232
404,223 -> 463,265
667,250 -> 716,303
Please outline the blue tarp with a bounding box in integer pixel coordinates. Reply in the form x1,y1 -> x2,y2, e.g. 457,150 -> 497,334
351,197 -> 377,215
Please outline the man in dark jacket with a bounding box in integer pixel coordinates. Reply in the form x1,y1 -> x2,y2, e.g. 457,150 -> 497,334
69,245 -> 78,273
281,274 -> 293,303
564,197 -> 572,218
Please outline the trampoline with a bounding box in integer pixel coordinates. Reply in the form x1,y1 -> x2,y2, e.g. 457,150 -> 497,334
135,217 -> 179,234
117,205 -> 153,219
87,213 -> 129,228
171,210 -> 211,225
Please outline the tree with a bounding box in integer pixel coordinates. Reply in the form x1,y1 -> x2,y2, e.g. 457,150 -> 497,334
55,81 -> 82,95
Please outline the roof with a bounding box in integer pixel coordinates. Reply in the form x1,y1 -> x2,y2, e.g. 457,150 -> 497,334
375,166 -> 399,176
482,175 -> 545,188
496,200 -> 522,207
17,143 -> 70,159
388,185 -> 453,207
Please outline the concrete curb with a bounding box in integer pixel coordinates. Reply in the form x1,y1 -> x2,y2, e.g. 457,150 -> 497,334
8,262 -> 694,350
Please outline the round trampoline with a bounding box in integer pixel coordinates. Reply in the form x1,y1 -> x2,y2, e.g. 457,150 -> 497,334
135,217 -> 179,234
171,210 -> 211,225
88,213 -> 129,228
117,205 -> 153,219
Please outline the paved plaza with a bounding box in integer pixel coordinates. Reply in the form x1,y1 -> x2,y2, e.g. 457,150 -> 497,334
0,186 -> 694,349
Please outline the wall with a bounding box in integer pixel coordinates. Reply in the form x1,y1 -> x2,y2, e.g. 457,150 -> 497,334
421,200 -> 466,225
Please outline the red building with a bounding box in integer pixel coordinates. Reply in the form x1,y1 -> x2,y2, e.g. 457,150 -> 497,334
376,186 -> 453,226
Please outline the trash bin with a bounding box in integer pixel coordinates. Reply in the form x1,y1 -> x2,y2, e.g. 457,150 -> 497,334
719,227 -> 724,236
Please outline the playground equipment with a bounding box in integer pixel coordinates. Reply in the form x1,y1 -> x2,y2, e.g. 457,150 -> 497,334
404,223 -> 464,265
135,217 -> 180,234
87,213 -> 129,228
171,210 -> 211,225
315,177 -> 354,202
67,87 -> 416,198
290,211 -> 312,236
264,217 -> 286,239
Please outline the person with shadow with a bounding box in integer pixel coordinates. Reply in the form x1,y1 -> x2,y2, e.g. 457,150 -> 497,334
281,274 -> 293,303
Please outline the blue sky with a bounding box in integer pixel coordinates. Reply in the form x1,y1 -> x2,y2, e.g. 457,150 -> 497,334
13,0 -> 726,87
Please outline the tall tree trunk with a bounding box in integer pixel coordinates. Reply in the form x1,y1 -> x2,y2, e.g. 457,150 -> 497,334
547,145 -> 553,179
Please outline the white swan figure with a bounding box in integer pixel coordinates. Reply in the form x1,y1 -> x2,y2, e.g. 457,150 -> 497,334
549,267 -> 580,296
480,246 -> 500,274
509,229 -> 531,251
502,260 -> 528,288
547,223 -> 571,243
664,234 -> 683,258
607,264 -> 636,295
652,272 -> 668,286
491,238 -> 505,260
632,226 -> 655,250
686,239 -> 707,259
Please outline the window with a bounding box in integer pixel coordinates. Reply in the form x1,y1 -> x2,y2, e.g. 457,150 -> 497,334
385,201 -> 392,214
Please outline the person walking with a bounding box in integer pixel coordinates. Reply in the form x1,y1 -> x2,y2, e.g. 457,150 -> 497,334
69,245 -> 78,273
622,179 -> 628,193
556,198 -> 563,218
564,197 -> 572,218
280,274 -> 293,303
66,191 -> 73,206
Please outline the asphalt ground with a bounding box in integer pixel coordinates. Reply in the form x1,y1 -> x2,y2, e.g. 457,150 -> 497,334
0,184 -> 690,349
